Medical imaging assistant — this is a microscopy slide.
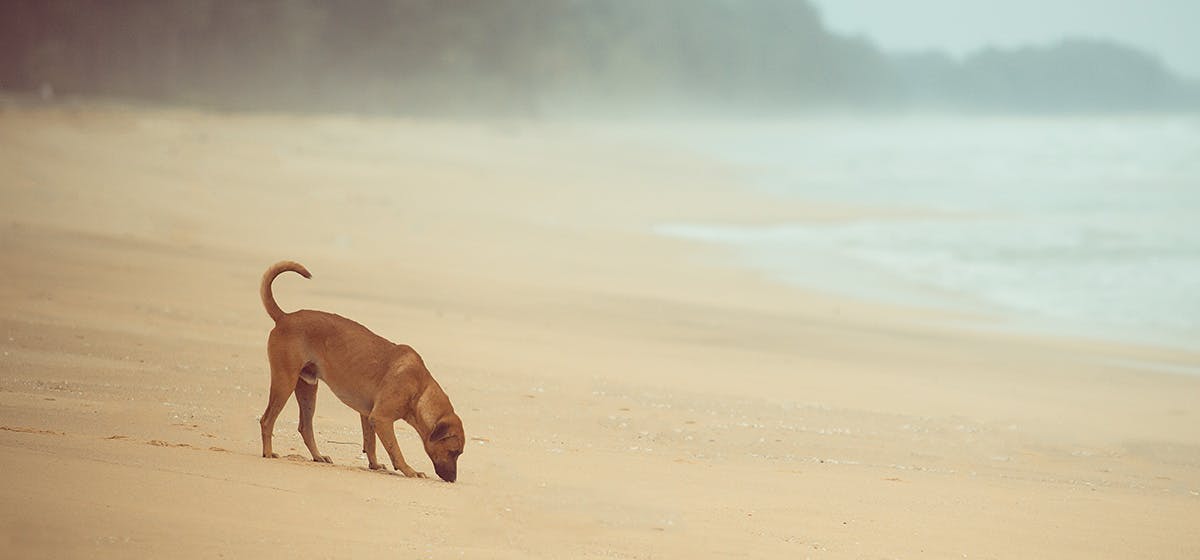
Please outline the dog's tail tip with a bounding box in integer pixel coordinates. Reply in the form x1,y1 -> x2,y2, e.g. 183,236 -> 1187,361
292,262 -> 313,279
271,260 -> 311,278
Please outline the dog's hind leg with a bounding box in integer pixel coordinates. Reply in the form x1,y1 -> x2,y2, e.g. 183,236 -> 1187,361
259,383 -> 292,458
361,413 -> 384,470
295,372 -> 332,463
260,346 -> 301,459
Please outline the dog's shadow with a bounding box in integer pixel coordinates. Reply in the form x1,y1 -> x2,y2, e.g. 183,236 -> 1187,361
273,451 -> 438,481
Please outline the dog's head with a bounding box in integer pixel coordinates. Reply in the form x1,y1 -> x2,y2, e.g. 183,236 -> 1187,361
424,413 -> 465,482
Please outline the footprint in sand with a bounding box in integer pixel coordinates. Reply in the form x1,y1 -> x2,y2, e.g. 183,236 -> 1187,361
0,426 -> 64,436
146,439 -> 191,448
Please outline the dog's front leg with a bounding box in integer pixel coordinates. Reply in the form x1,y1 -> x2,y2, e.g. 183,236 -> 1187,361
360,413 -> 385,470
369,413 -> 427,478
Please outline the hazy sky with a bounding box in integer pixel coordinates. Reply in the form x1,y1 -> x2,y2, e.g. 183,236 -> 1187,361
810,0 -> 1200,78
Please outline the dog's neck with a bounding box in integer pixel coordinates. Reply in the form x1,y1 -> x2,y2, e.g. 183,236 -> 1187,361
407,382 -> 452,439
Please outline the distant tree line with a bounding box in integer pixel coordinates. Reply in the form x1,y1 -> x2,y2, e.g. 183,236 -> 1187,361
894,39 -> 1198,113
1,0 -> 1195,115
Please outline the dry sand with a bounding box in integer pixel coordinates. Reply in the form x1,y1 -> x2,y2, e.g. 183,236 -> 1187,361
1,102 -> 1198,558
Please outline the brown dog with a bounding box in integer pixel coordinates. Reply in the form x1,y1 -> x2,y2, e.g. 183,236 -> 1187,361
258,261 -> 464,482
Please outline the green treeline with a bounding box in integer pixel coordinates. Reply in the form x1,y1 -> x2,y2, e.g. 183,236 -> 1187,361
1,0 -> 1195,115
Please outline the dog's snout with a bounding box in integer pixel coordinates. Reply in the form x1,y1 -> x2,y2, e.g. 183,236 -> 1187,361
436,467 -> 456,483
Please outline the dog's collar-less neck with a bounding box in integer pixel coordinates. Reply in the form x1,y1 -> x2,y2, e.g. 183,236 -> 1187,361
408,384 -> 450,440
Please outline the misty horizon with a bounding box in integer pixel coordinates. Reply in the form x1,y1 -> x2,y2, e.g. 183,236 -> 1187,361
812,0 -> 1200,79
1,1 -> 1197,116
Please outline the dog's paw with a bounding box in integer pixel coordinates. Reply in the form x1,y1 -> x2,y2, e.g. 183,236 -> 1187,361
314,455 -> 333,464
399,467 -> 427,478
263,452 -> 280,459
368,463 -> 386,471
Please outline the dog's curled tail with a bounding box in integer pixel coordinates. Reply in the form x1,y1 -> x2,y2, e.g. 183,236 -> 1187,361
261,261 -> 311,322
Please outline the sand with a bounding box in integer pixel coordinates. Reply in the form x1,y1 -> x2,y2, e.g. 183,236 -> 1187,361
1,102 -> 1198,559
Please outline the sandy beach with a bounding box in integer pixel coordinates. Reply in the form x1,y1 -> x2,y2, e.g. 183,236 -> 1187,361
1,102 -> 1198,558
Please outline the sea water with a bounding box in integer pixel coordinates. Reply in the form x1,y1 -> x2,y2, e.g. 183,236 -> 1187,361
653,116 -> 1200,350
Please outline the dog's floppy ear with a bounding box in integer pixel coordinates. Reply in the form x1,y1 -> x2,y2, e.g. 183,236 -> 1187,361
429,420 -> 454,442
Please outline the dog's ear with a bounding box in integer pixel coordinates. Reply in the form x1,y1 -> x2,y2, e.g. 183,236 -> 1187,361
429,420 -> 454,442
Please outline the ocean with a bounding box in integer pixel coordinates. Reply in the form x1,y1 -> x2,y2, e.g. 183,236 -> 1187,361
653,116 -> 1200,350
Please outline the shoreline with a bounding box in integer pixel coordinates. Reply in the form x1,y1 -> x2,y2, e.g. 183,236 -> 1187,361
643,112 -> 1200,358
658,219 -> 1200,358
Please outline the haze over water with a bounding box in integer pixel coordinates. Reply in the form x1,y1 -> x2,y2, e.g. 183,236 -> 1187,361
658,116 -> 1200,350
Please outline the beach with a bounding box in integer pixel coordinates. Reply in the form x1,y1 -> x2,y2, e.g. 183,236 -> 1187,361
1,102 -> 1198,558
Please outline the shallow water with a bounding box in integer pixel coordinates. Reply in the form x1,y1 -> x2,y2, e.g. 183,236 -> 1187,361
655,116 -> 1200,350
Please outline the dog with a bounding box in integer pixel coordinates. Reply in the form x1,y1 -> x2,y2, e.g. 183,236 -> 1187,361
258,261 -> 464,482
